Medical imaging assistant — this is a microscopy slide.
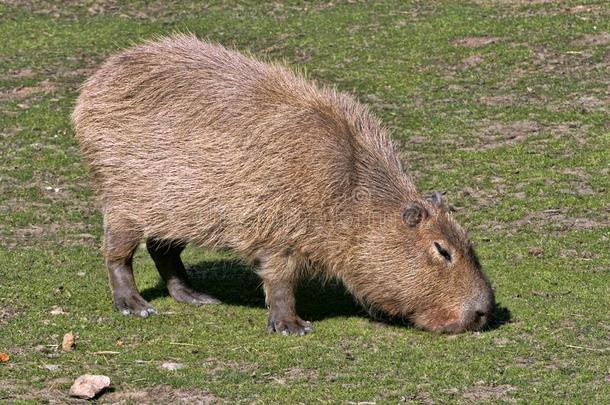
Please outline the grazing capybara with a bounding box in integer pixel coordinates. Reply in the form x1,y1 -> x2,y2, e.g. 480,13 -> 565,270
72,34 -> 494,335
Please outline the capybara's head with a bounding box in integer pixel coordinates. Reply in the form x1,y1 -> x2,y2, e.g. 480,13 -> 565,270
352,192 -> 495,333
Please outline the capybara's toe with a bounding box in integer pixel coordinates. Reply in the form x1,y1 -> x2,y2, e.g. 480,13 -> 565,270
168,284 -> 221,306
268,316 -> 314,336
114,294 -> 157,317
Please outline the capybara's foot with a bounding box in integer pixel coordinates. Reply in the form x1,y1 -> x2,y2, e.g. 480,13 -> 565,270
267,314 -> 314,336
113,292 -> 157,317
168,282 -> 221,306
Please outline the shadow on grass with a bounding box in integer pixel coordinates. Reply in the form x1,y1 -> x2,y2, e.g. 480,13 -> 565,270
487,305 -> 512,331
140,258 -> 511,330
140,258 -> 366,321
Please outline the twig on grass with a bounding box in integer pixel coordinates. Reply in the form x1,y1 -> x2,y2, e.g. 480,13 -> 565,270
564,344 -> 609,352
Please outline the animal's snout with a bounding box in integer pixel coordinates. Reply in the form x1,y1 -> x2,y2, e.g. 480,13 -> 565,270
461,288 -> 495,331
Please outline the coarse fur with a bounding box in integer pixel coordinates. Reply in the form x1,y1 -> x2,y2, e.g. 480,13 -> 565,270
72,34 -> 495,334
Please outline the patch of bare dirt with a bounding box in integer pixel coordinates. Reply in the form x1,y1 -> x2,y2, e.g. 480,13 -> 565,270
573,95 -> 608,112
201,357 -> 259,381
1,218 -> 98,251
462,383 -> 517,402
461,120 -> 540,151
0,168 -> 99,249
556,168 -> 599,197
285,367 -> 319,382
479,207 -> 608,236
560,167 -> 590,177
460,55 -> 484,68
492,337 -> 513,346
567,5 -> 603,14
469,0 -> 560,5
515,209 -> 606,230
556,166 -> 606,197
0,378 -> 79,404
366,93 -> 403,112
104,385 -> 218,404
0,208 -> 99,250
480,95 -> 515,106
55,66 -> 97,80
503,0 -> 559,3
559,248 -> 597,260
3,0 -> 207,21
514,356 -> 536,368
546,122 -> 590,145
13,223 -> 60,242
0,379 -> 218,404
401,390 -> 436,404
294,49 -> 314,64
479,1 -> 603,18
488,42 -> 607,113
0,305 -> 20,325
266,367 -> 318,385
458,175 -> 510,209
571,32 -> 610,46
1,68 -> 36,80
0,80 -> 56,101
451,37 -> 503,48
0,127 -> 23,139
438,53 -> 495,80
528,44 -> 593,73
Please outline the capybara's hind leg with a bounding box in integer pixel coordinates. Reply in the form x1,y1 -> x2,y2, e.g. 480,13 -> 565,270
146,239 -> 220,305
104,225 -> 157,317
259,254 -> 313,336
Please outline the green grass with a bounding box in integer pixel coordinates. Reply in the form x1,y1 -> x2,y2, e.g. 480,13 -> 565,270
1,0 -> 609,403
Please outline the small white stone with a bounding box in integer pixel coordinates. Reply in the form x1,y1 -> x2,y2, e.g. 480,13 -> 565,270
69,374 -> 110,399
161,361 -> 184,371
49,306 -> 65,315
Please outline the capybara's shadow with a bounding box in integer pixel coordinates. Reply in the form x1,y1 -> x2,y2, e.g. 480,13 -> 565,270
140,258 -> 512,329
487,305 -> 512,331
140,258 -> 365,321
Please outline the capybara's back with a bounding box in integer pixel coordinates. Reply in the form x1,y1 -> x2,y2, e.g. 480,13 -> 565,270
73,35 -> 495,334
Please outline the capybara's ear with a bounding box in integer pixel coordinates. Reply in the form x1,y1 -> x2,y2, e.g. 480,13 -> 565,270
427,191 -> 444,207
402,202 -> 428,227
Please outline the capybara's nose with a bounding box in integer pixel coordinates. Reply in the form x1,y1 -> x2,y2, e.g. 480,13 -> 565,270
462,289 -> 495,331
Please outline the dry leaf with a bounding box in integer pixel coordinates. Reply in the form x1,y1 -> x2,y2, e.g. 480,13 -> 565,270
0,353 -> 9,362
62,332 -> 75,352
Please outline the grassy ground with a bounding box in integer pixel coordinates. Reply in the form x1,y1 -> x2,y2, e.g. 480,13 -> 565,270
1,0 -> 609,403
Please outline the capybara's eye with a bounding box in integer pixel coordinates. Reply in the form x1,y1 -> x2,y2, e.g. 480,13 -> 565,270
434,242 -> 452,262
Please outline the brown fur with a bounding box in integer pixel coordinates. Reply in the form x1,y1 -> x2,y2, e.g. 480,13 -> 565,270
72,35 -> 494,333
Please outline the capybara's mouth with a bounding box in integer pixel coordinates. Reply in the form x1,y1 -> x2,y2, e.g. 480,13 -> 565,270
431,307 -> 493,334
364,305 -> 490,334
408,305 -> 493,334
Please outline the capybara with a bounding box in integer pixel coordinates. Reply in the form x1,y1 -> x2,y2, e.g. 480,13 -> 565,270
72,35 -> 495,335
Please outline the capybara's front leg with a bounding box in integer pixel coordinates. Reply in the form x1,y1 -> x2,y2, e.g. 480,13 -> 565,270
104,224 -> 157,317
259,254 -> 313,336
146,239 -> 220,305
264,279 -> 313,336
